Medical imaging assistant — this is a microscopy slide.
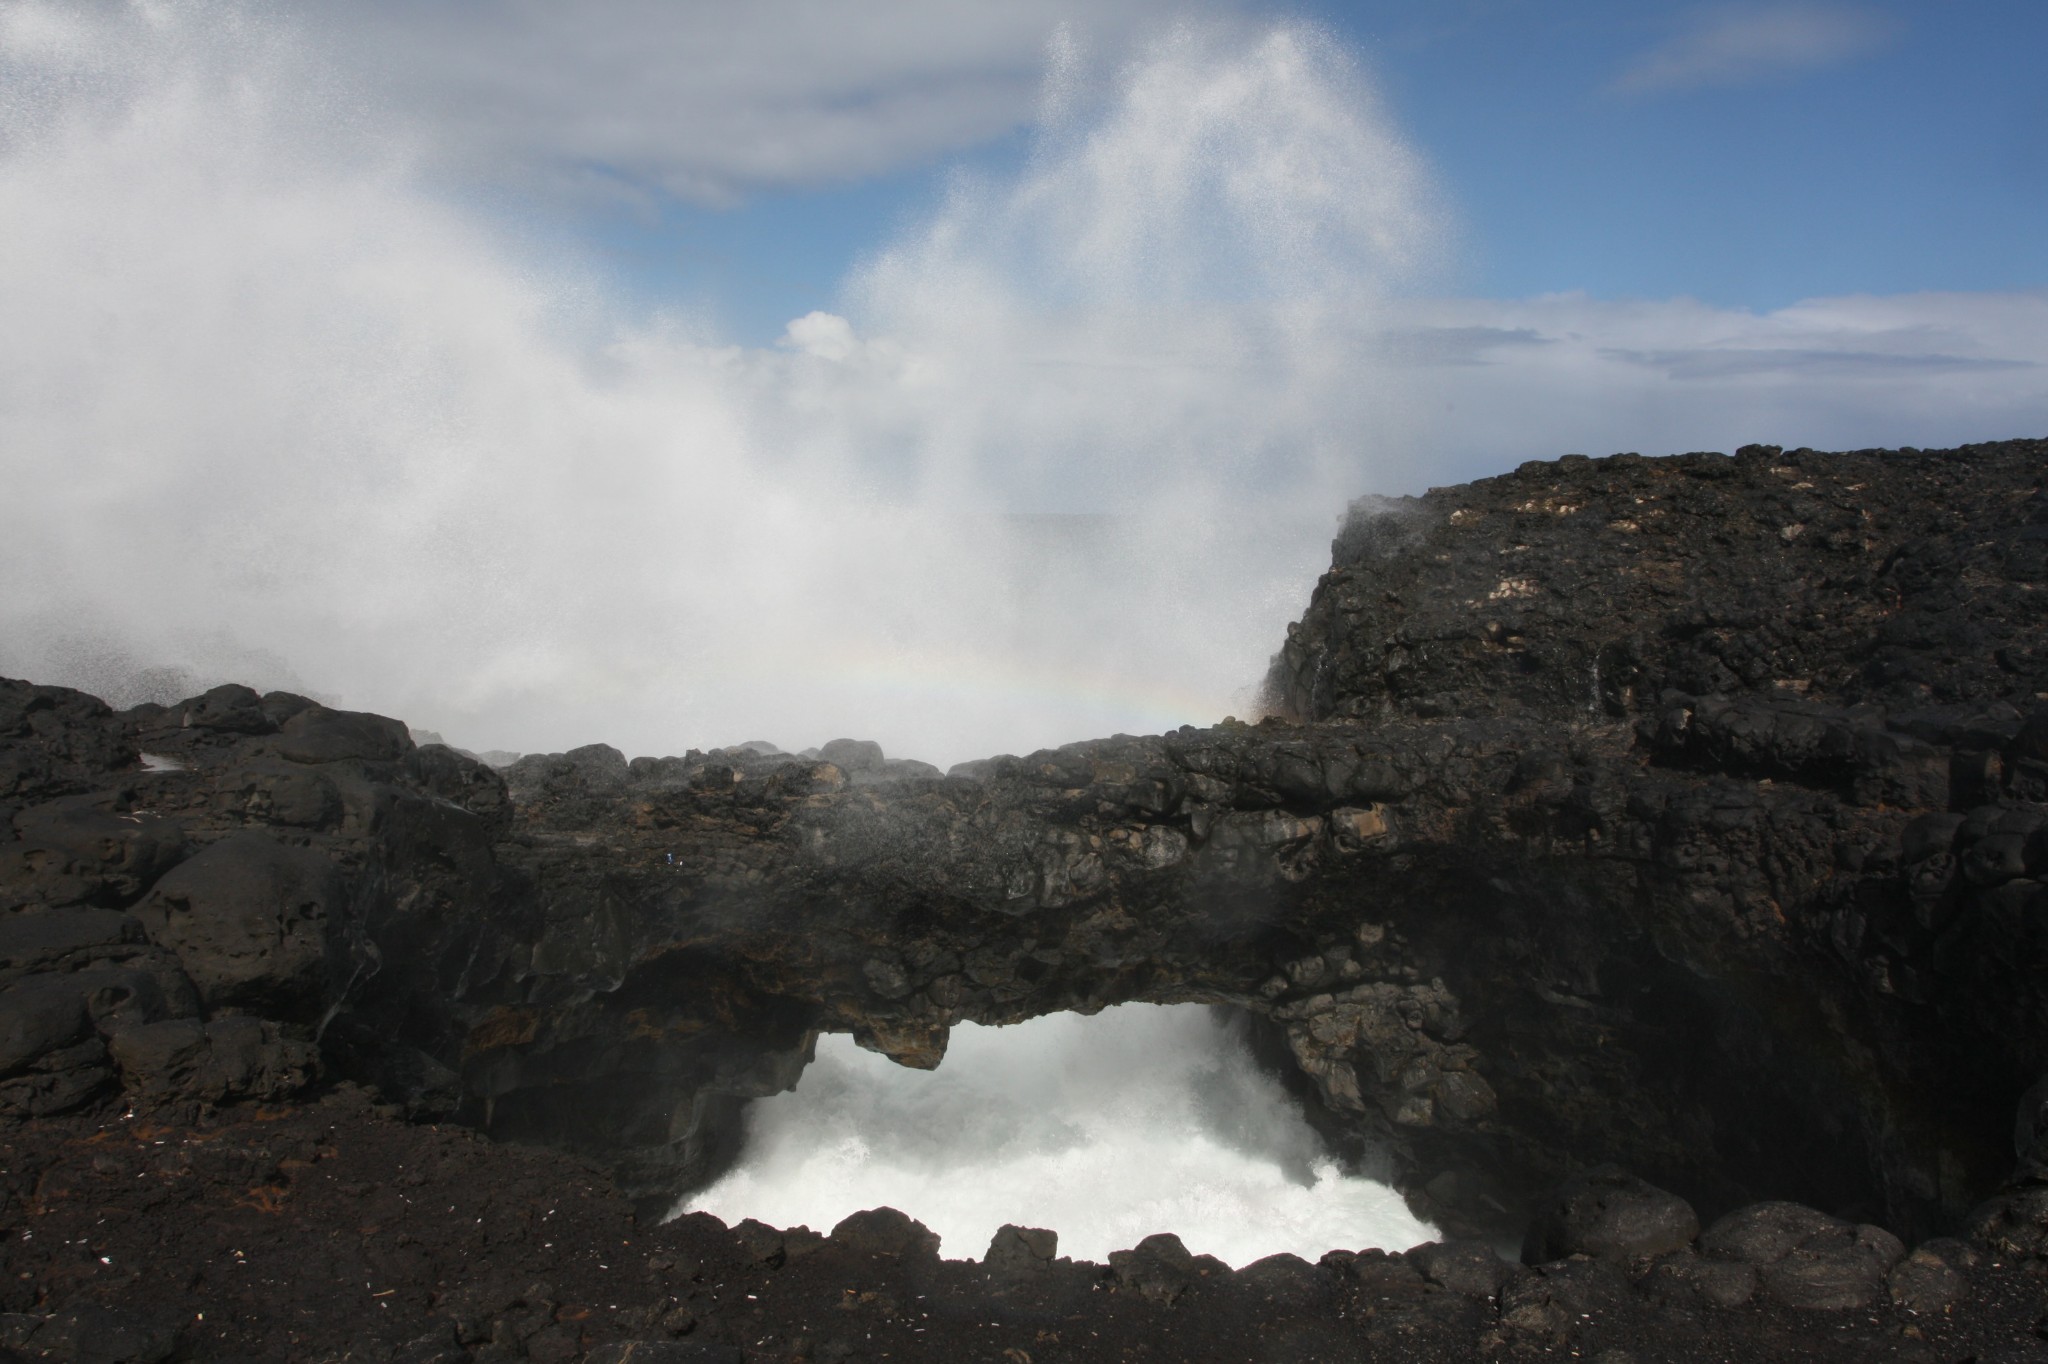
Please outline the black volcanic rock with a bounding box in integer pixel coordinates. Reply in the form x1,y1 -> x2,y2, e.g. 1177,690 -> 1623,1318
4,438 -> 2048,1361
1699,1201 -> 1906,1309
1524,1165 -> 1700,1264
827,1206 -> 941,1259
1266,441 -> 2048,725
129,832 -> 350,1018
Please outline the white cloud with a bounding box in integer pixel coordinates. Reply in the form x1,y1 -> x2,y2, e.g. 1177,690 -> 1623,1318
1376,290 -> 2048,484
1612,3 -> 1896,95
304,0 -> 1238,204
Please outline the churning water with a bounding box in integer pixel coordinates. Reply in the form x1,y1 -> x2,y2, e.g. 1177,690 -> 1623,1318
683,1004 -> 1435,1266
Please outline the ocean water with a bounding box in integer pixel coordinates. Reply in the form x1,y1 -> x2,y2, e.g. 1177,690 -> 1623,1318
682,1003 -> 1435,1266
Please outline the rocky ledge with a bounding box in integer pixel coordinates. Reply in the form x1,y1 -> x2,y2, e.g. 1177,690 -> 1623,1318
4,437 -> 2048,1361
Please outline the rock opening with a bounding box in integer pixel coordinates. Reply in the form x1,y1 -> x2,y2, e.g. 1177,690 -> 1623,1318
680,1003 -> 1435,1266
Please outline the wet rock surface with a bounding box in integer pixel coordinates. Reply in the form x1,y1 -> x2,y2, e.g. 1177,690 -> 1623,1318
5,437 -> 2048,1359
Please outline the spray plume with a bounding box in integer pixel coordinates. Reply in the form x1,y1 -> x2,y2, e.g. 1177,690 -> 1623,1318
0,5 -> 1440,767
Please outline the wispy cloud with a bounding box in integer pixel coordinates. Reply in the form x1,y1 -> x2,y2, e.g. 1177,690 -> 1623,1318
1599,346 -> 2035,381
1613,4 -> 1897,95
307,0 -> 1238,205
1372,291 -> 2048,482
1378,325 -> 1551,366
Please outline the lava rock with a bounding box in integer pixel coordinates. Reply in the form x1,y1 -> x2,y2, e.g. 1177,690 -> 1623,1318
1701,1202 -> 1905,1309
1700,1201 -> 1846,1264
0,909 -> 148,977
984,1224 -> 1058,1282
1523,1165 -> 1700,1264
5,801 -> 186,908
128,832 -> 350,1018
1109,1232 -> 1199,1305
1236,1253 -> 1327,1309
1498,1255 -> 1634,1340
1888,1238 -> 1978,1314
1642,1248 -> 1759,1308
272,704 -> 413,765
107,1016 -> 318,1105
731,1218 -> 788,1266
817,739 -> 884,776
175,684 -> 275,736
827,1207 -> 940,1259
0,973 -> 92,1077
1407,1240 -> 1514,1298
1968,1185 -> 2048,1259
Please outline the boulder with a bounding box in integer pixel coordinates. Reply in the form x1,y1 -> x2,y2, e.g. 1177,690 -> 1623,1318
0,680 -> 136,800
409,744 -> 514,836
1337,1248 -> 1431,1305
175,683 -> 274,735
1642,1248 -> 1758,1308
1887,1239 -> 1977,1314
1236,1253 -> 1327,1308
5,801 -> 186,907
0,909 -> 146,978
1760,1223 -> 1906,1311
731,1218 -> 788,1266
1407,1240 -> 1514,1298
1109,1232 -> 1199,1305
216,760 -> 343,830
129,832 -> 350,1018
1524,1165 -> 1699,1264
1966,1185 -> 2048,1259
0,974 -> 90,1074
1498,1257 -> 1633,1338
818,739 -> 884,776
108,1016 -> 318,1105
1699,1201 -> 1843,1264
72,964 -> 186,1035
273,705 -> 412,765
0,961 -> 178,1088
984,1224 -> 1058,1282
1701,1202 -> 1905,1309
827,1207 -> 940,1259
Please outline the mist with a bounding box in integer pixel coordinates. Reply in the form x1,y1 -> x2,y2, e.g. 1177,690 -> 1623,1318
0,6 -> 1440,768
683,1005 -> 1435,1266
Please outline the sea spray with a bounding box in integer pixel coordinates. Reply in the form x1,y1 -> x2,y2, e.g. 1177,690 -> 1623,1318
0,6 -> 1436,766
681,1003 -> 1435,1266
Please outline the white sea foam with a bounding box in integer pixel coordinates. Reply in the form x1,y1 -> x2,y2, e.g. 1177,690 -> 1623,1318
681,1003 -> 1435,1267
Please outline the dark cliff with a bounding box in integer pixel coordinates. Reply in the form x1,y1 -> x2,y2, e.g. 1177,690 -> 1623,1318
4,438 -> 2048,1361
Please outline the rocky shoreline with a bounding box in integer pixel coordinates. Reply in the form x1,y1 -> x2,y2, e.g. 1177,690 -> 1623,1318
5,437 -> 2047,1361
5,1091 -> 2048,1364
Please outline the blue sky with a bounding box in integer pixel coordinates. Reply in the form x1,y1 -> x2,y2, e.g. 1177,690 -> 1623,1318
1336,0 -> 2047,306
519,0 -> 2048,341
